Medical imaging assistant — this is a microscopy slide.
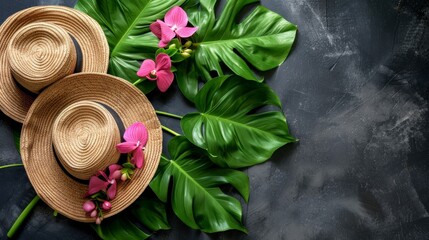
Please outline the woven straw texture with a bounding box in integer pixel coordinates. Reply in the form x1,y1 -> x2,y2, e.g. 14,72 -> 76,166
52,101 -> 121,180
8,22 -> 77,94
21,73 -> 162,222
0,6 -> 109,123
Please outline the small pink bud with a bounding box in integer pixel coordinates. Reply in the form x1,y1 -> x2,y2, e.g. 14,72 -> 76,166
101,201 -> 112,210
121,173 -> 127,182
111,170 -> 122,180
83,200 -> 95,213
95,217 -> 102,225
90,209 -> 97,218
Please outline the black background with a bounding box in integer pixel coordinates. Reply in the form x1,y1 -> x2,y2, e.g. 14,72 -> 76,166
1,0 -> 429,239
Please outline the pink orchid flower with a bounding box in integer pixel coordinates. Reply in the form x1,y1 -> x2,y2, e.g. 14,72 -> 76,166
137,53 -> 174,92
116,122 -> 148,169
88,164 -> 122,199
150,6 -> 198,47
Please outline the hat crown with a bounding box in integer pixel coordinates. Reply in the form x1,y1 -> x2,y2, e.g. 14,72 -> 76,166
52,101 -> 121,180
7,22 -> 77,94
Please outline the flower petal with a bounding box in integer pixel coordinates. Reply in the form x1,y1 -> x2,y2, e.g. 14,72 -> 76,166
155,53 -> 172,71
97,170 -> 109,181
110,170 -> 122,180
150,21 -> 162,39
108,164 -> 122,179
88,176 -> 109,195
124,122 -> 148,145
137,59 -> 155,78
165,6 -> 188,28
116,141 -> 138,153
176,26 -> 198,38
107,182 -> 117,200
158,40 -> 169,48
158,20 -> 176,46
109,164 -> 122,173
133,147 -> 144,169
156,70 -> 174,92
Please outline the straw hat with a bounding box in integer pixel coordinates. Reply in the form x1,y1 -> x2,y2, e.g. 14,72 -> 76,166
0,6 -> 109,123
21,73 -> 162,222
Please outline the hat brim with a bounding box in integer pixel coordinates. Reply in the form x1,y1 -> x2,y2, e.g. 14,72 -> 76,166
0,6 -> 109,123
21,73 -> 162,222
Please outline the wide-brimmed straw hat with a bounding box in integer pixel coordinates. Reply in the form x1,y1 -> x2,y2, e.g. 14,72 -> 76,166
0,6 -> 109,123
21,73 -> 162,222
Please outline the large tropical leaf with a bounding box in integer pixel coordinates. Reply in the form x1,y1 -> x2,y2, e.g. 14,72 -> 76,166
177,0 -> 297,100
93,218 -> 150,240
75,0 -> 186,92
181,75 -> 296,168
150,136 -> 249,233
93,196 -> 170,240
132,197 -> 171,232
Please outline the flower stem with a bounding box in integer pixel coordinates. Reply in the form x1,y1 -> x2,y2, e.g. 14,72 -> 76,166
133,79 -> 143,86
156,110 -> 183,119
0,163 -> 23,169
7,195 -> 40,238
161,125 -> 180,136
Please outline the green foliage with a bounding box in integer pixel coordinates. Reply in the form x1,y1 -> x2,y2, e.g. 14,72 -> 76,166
74,0 -> 297,236
181,75 -> 296,168
12,127 -> 20,153
93,197 -> 170,240
75,0 -> 186,93
176,0 -> 297,100
75,0 -> 297,98
150,136 -> 249,233
132,197 -> 171,232
93,218 -> 150,240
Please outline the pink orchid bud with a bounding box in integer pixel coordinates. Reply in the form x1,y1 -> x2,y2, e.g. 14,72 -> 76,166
83,200 -> 95,213
90,209 -> 97,218
121,173 -> 128,182
101,201 -> 112,210
95,217 -> 102,225
111,170 -> 122,180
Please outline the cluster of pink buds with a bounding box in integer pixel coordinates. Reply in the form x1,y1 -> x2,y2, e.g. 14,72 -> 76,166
82,122 -> 148,224
83,199 -> 112,224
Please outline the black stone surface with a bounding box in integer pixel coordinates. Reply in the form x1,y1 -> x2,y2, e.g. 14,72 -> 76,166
1,0 -> 428,239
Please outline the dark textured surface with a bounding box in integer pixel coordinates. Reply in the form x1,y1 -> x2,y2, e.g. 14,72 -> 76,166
1,0 -> 429,239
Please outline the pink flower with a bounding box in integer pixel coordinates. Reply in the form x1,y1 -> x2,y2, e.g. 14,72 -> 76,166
150,6 -> 198,47
90,210 -> 97,218
83,200 -> 95,213
137,53 -> 174,92
116,122 -> 148,169
87,164 -> 122,199
101,201 -> 112,210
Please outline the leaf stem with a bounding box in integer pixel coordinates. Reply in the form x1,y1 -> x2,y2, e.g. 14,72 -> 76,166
0,163 -> 23,169
161,125 -> 180,136
7,195 -> 40,238
156,111 -> 183,119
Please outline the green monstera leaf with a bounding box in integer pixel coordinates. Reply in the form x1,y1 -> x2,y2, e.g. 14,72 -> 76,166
150,136 -> 249,233
93,196 -> 170,240
75,0 -> 186,93
93,218 -> 150,240
132,197 -> 171,232
181,75 -> 296,168
176,0 -> 297,100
